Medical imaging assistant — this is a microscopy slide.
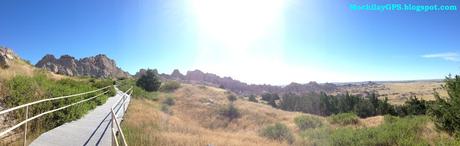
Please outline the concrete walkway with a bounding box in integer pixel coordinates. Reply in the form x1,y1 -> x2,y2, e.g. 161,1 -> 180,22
30,88 -> 130,146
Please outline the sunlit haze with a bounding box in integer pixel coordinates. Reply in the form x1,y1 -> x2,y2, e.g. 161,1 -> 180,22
1,0 -> 459,85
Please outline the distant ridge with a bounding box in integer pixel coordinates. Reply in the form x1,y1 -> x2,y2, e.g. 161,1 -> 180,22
36,54 -> 130,78
135,69 -> 337,95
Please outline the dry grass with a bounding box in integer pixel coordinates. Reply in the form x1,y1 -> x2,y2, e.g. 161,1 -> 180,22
360,115 -> 384,128
381,82 -> 447,104
337,81 -> 448,105
122,84 -> 310,146
121,84 -> 457,146
0,59 -> 65,82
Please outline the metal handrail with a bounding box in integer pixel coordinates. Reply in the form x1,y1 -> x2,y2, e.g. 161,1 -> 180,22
111,87 -> 132,146
0,85 -> 113,146
0,86 -> 111,115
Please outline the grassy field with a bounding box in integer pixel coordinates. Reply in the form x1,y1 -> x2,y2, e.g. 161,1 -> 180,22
336,81 -> 448,105
122,83 -> 458,146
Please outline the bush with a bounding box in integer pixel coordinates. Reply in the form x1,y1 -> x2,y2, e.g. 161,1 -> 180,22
227,94 -> 237,102
260,123 -> 294,144
248,95 -> 257,102
294,115 -> 323,130
329,113 -> 359,125
161,105 -> 172,114
159,81 -> 181,92
219,104 -> 241,121
136,69 -> 161,92
261,93 -> 279,107
118,79 -> 159,100
429,74 -> 460,137
162,97 -> 175,106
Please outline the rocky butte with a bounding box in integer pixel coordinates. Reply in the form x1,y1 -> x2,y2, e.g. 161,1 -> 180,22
35,54 -> 130,78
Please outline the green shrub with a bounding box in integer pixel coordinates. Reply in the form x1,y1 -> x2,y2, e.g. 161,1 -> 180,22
260,123 -> 294,144
219,104 -> 241,121
329,113 -> 359,125
248,95 -> 257,102
161,105 -> 172,114
162,97 -> 175,106
294,115 -> 323,130
136,69 -> 161,92
159,81 -> 181,92
261,93 -> 279,107
227,94 -> 237,102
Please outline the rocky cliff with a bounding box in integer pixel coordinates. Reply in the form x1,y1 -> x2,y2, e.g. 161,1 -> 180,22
0,47 -> 20,68
36,54 -> 130,78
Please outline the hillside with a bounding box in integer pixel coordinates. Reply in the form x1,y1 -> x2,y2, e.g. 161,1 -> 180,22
0,47 -> 65,82
122,83 -> 455,146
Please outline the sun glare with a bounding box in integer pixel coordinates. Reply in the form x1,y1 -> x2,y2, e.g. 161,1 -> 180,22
188,0 -> 300,84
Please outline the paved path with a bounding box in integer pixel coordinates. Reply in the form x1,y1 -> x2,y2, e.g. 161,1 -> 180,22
30,88 -> 130,146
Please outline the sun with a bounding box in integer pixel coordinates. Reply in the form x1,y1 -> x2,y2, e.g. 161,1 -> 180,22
187,0 -> 295,84
189,0 -> 286,50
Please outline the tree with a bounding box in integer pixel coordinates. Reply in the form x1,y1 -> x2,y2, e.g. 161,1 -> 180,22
429,74 -> 460,137
405,96 -> 428,115
376,97 -> 392,115
136,69 -> 161,92
261,93 -> 280,107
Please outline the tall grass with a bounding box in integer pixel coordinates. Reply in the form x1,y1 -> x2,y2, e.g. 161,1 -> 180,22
300,115 -> 459,146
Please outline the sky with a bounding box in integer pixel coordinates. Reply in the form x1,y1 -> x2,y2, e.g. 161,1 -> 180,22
0,0 -> 459,85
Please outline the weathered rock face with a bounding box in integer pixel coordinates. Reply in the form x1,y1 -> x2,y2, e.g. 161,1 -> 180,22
36,54 -> 130,78
170,69 -> 184,80
0,47 -> 19,68
137,68 -> 338,96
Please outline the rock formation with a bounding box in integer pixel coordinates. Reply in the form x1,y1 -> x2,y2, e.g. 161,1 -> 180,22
136,68 -> 338,96
36,54 -> 130,78
0,47 -> 19,68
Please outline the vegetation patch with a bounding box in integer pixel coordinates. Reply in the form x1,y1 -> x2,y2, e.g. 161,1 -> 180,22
136,69 -> 161,92
294,115 -> 323,130
330,116 -> 429,146
118,79 -> 159,101
260,123 -> 294,144
248,95 -> 257,102
1,73 -> 114,144
219,104 -> 241,121
159,81 -> 181,92
329,113 -> 359,125
429,75 -> 460,137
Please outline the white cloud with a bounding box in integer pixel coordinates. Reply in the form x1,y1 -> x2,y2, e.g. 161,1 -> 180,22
422,52 -> 459,61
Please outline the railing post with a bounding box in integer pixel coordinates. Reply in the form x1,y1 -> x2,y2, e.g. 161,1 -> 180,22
23,105 -> 28,146
111,110 -> 114,146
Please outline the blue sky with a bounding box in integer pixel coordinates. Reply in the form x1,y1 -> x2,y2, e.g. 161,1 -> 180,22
0,0 -> 459,85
